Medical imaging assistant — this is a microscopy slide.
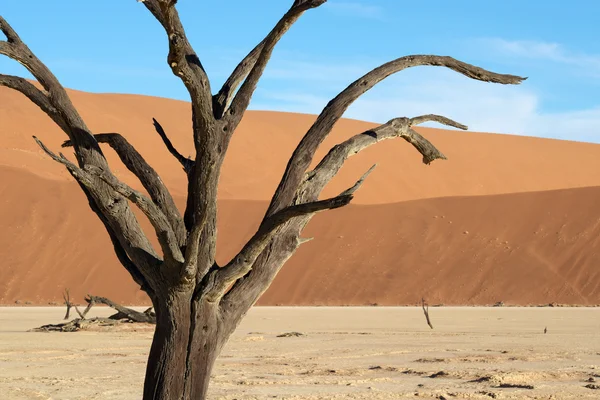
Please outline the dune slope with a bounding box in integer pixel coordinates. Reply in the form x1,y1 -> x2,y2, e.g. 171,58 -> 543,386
1,166 -> 599,306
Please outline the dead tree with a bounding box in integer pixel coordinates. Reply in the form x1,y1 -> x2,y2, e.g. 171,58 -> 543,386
422,298 -> 434,329
33,294 -> 156,332
0,2 -> 525,399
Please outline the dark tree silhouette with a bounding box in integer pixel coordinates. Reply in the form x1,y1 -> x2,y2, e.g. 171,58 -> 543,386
0,1 -> 525,398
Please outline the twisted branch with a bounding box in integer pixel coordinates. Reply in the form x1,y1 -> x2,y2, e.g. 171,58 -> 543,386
267,55 -> 526,216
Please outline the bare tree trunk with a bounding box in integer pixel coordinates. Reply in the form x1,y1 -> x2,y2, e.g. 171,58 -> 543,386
183,301 -> 227,399
143,295 -> 232,400
143,291 -> 193,400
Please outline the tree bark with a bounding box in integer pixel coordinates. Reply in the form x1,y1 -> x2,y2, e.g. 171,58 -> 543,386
143,293 -> 233,400
143,291 -> 193,400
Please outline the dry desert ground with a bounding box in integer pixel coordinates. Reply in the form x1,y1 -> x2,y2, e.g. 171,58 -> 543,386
1,306 -> 599,399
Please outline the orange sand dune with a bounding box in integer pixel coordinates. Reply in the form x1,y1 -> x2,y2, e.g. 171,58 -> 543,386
0,166 -> 599,306
2,86 -> 600,205
2,87 -> 600,306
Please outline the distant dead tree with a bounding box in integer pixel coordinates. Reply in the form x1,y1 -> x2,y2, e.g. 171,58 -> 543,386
422,298 -> 434,329
0,1 -> 525,399
34,294 -> 156,332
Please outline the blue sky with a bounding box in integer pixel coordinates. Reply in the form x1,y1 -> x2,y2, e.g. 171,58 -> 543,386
1,1 -> 599,142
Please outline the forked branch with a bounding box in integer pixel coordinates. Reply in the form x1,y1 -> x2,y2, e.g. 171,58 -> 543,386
34,137 -> 183,265
267,55 -> 526,215
215,0 -> 326,119
223,1 -> 326,126
63,132 -> 186,246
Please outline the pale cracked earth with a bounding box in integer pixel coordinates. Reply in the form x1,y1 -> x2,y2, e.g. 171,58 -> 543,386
0,307 -> 599,399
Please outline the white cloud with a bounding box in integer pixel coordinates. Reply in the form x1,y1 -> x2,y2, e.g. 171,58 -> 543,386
476,38 -> 600,77
324,1 -> 384,20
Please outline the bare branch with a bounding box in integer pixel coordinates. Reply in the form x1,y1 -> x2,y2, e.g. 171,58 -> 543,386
152,118 -> 194,173
297,237 -> 314,245
63,132 -> 186,246
223,1 -> 326,125
339,164 -> 376,196
409,114 -> 468,130
0,74 -> 70,132
85,295 -> 156,323
63,289 -> 73,320
140,1 -> 213,134
267,55 -> 526,216
32,136 -> 93,183
77,298 -> 95,319
0,16 -> 21,43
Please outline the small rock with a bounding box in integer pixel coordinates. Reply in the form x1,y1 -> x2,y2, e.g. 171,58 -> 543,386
369,365 -> 382,370
276,332 -> 304,338
585,383 -> 600,390
429,371 -> 449,378
587,377 -> 596,383
463,231 -> 469,234
15,300 -> 21,304
497,383 -> 534,389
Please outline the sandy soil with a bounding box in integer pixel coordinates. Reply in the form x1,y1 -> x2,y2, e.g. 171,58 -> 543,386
1,307 -> 599,399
